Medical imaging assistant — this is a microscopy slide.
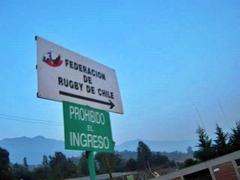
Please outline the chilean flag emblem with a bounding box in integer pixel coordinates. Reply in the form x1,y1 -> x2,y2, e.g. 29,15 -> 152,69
43,52 -> 63,67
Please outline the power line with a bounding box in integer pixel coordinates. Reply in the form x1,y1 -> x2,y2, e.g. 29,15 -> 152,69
0,113 -> 60,123
217,100 -> 232,129
0,113 -> 63,127
192,103 -> 206,129
0,117 -> 62,126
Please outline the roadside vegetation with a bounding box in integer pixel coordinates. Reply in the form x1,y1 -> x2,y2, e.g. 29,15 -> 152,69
0,142 -> 175,179
183,121 -> 240,167
1,122 -> 240,179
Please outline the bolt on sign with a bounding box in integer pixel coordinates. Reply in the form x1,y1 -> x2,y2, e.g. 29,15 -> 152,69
63,101 -> 114,152
36,36 -> 123,114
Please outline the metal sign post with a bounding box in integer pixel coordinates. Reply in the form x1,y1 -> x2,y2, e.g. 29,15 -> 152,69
36,36 -> 123,179
87,151 -> 96,180
63,101 -> 115,179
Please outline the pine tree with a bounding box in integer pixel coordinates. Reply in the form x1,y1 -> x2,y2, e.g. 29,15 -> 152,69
126,158 -> 137,171
42,155 -> 49,168
229,121 -> 240,152
194,127 -> 215,161
137,141 -> 152,170
151,152 -> 169,167
187,146 -> 193,154
23,157 -> 28,169
78,153 -> 88,176
48,152 -> 77,179
214,124 -> 229,156
0,147 -> 11,180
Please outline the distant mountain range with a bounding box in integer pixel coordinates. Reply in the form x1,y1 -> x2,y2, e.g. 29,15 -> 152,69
116,139 -> 195,152
0,136 -> 79,165
0,136 -> 195,165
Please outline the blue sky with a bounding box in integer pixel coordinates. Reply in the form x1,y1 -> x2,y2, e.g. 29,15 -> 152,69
0,0 -> 240,145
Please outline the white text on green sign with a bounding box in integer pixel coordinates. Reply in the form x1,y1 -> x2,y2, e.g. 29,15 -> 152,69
63,102 -> 114,152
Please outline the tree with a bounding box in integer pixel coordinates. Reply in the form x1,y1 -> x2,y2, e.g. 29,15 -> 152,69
95,152 -> 114,179
151,152 -> 170,168
42,155 -> 49,168
95,152 -> 113,179
126,158 -> 137,171
137,141 -> 152,170
12,163 -> 33,180
33,167 -> 48,180
23,157 -> 28,169
78,153 -> 88,176
95,152 -> 125,179
229,121 -> 240,152
48,152 -> 77,179
112,153 -> 125,172
32,155 -> 50,180
194,127 -> 215,161
187,146 -> 193,154
0,147 -> 12,180
184,158 -> 198,167
214,124 -> 229,156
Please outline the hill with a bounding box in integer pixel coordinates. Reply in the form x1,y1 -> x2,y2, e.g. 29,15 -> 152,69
0,136 -> 79,164
0,136 -> 195,164
116,139 -> 195,152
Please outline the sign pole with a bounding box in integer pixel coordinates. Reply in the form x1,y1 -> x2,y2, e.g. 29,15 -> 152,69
87,151 -> 96,180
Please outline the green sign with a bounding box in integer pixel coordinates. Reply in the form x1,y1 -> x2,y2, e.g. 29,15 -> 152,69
127,175 -> 134,180
63,101 -> 114,152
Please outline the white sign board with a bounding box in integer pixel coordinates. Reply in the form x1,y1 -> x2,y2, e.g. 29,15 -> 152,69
36,36 -> 123,114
